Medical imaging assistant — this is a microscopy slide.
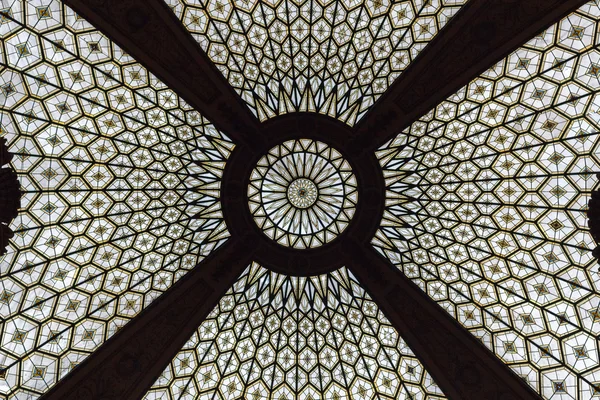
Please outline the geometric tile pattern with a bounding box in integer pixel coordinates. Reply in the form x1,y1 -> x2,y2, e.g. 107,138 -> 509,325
162,0 -> 469,125
374,2 -> 600,398
0,1 -> 233,397
144,263 -> 447,399
248,139 -> 358,249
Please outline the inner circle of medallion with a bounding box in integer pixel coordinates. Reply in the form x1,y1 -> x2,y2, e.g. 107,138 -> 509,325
248,138 -> 358,249
287,178 -> 318,208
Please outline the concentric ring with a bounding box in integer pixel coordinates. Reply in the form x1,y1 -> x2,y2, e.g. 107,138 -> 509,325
248,139 -> 358,249
287,178 -> 318,208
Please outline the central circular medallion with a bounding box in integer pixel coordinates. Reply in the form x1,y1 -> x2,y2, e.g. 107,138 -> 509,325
287,178 -> 318,208
248,139 -> 358,249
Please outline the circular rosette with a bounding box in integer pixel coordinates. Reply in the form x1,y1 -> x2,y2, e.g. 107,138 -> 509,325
248,139 -> 358,249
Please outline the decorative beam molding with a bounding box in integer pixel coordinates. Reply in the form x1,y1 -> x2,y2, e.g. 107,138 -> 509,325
40,238 -> 255,400
342,240 -> 542,400
62,0 -> 263,150
352,0 -> 590,153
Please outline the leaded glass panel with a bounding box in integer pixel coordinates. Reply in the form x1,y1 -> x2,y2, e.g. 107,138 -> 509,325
145,263 -> 447,399
248,139 -> 358,248
163,0 -> 469,125
0,0 -> 233,396
374,2 -> 600,398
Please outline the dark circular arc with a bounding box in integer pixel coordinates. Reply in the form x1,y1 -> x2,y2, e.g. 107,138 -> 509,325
221,113 -> 386,276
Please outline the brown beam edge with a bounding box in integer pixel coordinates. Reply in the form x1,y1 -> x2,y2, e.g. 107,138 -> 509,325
62,0 -> 263,151
352,0 -> 590,154
40,237 -> 256,400
342,238 -> 542,400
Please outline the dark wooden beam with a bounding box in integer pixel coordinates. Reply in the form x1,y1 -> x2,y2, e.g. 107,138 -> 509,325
40,237 -> 255,400
342,240 -> 542,400
0,138 -> 21,256
352,0 -> 589,153
62,0 -> 263,150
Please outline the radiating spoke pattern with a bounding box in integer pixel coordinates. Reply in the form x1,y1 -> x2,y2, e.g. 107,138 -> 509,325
248,139 -> 357,249
163,0 -> 469,125
144,262 -> 447,400
0,0 -> 233,397
374,2 -> 600,398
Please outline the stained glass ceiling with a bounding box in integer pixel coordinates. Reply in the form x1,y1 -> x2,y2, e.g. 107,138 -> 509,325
374,2 -> 600,398
248,139 -> 358,249
163,0 -> 469,125
1,0 -> 600,399
0,0 -> 232,396
144,263 -> 447,400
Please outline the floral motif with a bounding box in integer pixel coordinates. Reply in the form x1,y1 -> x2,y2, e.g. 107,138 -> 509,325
248,139 -> 357,249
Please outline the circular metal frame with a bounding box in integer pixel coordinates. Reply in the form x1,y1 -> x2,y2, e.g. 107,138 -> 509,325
248,138 -> 358,249
221,113 -> 386,276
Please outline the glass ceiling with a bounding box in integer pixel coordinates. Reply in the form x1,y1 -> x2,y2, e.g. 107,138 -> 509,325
1,0 -> 600,399
248,139 -> 358,249
163,0 -> 469,125
144,263 -> 447,400
374,2 -> 600,398
0,0 -> 232,396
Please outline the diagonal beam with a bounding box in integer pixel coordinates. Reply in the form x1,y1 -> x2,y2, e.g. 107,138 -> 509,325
62,0 -> 263,150
352,0 -> 589,153
40,237 -> 255,400
342,240 -> 542,400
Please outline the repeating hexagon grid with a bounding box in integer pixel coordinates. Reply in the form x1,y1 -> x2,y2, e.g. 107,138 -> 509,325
163,0 -> 468,125
0,1 -> 233,397
144,263 -> 447,400
374,2 -> 600,398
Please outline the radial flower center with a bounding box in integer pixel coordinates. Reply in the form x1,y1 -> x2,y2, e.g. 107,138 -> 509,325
287,178 -> 318,208
248,139 -> 358,249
